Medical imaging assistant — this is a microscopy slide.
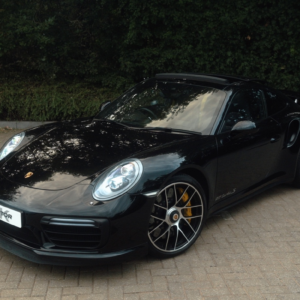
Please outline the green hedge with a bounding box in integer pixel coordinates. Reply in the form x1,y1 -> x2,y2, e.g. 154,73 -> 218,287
0,81 -> 119,121
0,0 -> 299,120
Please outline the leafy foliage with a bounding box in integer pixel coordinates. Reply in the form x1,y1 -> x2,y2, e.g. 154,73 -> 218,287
0,81 -> 119,121
0,0 -> 299,120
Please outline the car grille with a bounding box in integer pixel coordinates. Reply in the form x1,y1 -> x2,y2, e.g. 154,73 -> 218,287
41,217 -> 108,250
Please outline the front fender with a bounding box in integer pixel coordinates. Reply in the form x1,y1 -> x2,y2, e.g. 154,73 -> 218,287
128,136 -> 218,207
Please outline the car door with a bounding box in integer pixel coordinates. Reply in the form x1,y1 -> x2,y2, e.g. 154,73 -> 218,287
214,87 -> 283,202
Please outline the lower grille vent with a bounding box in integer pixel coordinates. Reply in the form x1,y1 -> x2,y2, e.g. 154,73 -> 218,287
41,217 -> 105,250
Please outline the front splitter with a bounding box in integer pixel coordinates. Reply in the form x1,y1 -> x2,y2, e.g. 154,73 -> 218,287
0,231 -> 148,266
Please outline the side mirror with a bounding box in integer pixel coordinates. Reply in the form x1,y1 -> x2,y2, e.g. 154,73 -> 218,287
100,101 -> 111,111
231,120 -> 256,131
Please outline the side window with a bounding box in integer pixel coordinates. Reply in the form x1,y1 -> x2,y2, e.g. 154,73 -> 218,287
220,89 -> 267,133
264,89 -> 286,115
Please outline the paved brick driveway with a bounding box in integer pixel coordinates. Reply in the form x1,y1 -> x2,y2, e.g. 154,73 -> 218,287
1,129 -> 300,299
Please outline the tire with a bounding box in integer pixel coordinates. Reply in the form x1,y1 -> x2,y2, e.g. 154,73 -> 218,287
148,174 -> 207,258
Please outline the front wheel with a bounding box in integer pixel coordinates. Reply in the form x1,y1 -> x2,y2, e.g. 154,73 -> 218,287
148,174 -> 206,258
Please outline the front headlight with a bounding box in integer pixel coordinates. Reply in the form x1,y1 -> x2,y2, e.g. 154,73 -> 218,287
0,132 -> 25,161
93,159 -> 143,201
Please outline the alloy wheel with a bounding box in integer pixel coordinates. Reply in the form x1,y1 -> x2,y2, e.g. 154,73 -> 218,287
148,181 -> 204,253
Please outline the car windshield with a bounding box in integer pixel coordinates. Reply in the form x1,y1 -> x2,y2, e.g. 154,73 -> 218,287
96,79 -> 226,135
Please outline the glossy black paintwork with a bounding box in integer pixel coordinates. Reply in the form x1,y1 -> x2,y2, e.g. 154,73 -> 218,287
1,119 -> 191,190
0,127 -> 217,214
0,175 -> 154,253
215,117 -> 283,196
0,74 -> 300,265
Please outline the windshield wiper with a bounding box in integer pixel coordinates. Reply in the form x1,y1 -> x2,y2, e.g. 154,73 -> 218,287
138,127 -> 202,135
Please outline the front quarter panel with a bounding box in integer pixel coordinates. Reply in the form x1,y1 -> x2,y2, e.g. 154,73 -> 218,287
128,135 -> 218,208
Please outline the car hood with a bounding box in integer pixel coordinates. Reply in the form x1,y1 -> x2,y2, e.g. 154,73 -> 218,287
1,119 -> 193,190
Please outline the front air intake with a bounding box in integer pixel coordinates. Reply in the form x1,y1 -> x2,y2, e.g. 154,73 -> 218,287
41,217 -> 109,250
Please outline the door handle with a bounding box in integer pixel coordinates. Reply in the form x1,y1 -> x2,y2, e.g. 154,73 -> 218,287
270,137 -> 279,143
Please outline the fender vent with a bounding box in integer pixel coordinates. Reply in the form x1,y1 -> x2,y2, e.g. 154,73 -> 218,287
41,217 -> 108,250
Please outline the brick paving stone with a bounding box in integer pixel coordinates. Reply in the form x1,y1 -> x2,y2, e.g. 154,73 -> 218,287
1,131 -> 300,299
124,294 -> 139,300
78,294 -> 107,300
1,288 -> 32,298
162,258 -> 176,269
149,291 -> 173,300
18,280 -> 36,289
14,297 -> 45,300
6,267 -> 23,282
78,272 -> 93,287
167,282 -> 186,300
45,287 -> 62,300
183,280 -> 212,290
136,259 -> 163,270
31,280 -> 49,296
166,274 -> 194,283
207,274 -> 226,288
221,296 -> 249,300
200,287 -> 231,297
137,270 -> 152,284
62,296 -> 77,300
0,281 -> 19,289
185,289 -> 203,300
63,286 -> 93,295
152,276 -> 168,292
151,269 -> 178,276
123,283 -> 153,293
0,274 -> 7,282
108,285 -> 123,300
108,276 -> 137,287
93,277 -> 108,294
49,279 -> 79,288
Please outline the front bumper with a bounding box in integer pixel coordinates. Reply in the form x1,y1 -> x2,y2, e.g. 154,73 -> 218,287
0,230 -> 148,266
0,176 -> 155,265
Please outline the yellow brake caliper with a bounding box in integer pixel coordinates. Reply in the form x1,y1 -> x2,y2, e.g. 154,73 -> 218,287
177,187 -> 192,223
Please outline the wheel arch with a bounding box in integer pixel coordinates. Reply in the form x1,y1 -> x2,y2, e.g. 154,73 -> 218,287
174,168 -> 210,205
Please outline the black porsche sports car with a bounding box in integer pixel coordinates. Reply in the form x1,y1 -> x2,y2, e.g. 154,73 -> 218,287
0,73 -> 300,266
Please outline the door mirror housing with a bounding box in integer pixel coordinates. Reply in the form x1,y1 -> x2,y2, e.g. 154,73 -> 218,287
100,101 -> 111,111
231,120 -> 256,131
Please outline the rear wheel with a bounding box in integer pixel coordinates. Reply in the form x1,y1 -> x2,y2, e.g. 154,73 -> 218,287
148,174 -> 206,258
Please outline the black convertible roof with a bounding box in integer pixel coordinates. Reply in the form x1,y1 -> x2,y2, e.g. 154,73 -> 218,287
155,73 -> 266,86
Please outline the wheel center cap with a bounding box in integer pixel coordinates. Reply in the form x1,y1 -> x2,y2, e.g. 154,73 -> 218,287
173,213 -> 179,221
169,210 -> 180,223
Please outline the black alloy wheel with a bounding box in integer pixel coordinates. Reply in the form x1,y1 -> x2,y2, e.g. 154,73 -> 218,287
148,174 -> 206,258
